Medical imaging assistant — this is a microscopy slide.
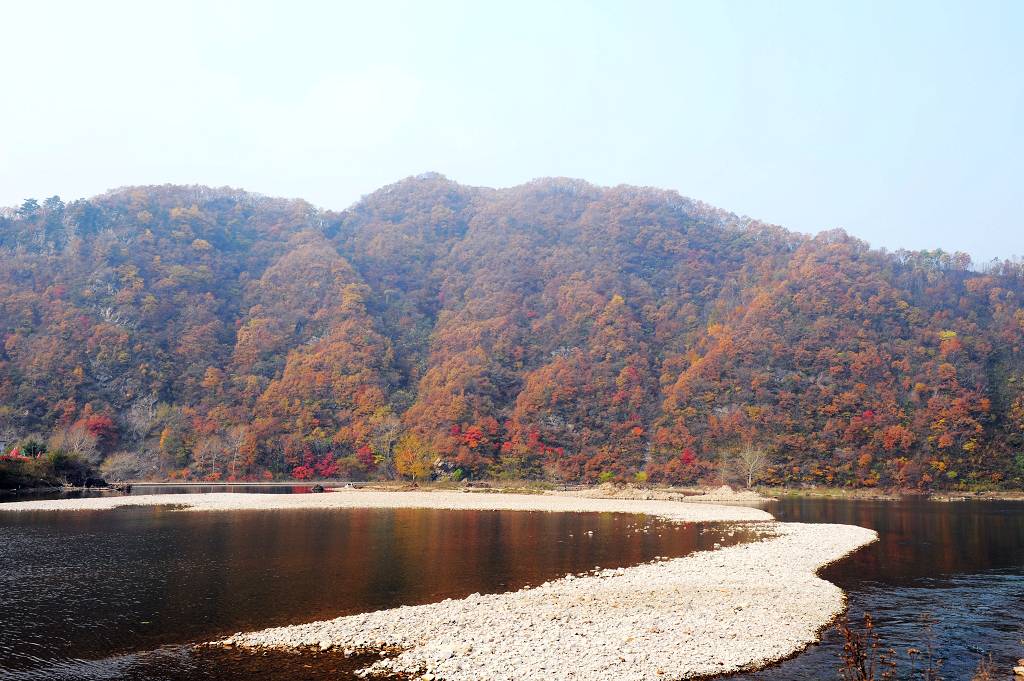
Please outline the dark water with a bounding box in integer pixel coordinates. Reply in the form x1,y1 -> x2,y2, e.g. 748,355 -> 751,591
734,498 -> 1024,680
0,505 -> 748,680
0,484 -> 323,503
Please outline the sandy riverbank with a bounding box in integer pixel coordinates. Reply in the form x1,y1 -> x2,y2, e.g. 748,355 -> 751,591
0,489 -> 876,680
563,482 -> 773,503
0,488 -> 773,522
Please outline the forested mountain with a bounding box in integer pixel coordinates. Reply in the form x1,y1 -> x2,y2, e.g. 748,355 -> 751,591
2,175 -> 1022,488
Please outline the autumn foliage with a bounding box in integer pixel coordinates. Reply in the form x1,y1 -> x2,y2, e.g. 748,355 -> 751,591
1,177 -> 1023,488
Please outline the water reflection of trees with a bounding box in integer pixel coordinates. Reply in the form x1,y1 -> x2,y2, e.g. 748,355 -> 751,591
779,499 -> 1024,585
0,507 -> 754,666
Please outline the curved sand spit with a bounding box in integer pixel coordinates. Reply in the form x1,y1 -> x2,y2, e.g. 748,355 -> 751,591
1,489 -> 877,679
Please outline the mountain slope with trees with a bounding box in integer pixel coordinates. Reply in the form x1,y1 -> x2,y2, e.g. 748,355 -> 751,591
2,175 -> 1022,489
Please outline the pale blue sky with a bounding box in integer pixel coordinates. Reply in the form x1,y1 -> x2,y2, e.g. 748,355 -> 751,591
1,1 -> 1021,261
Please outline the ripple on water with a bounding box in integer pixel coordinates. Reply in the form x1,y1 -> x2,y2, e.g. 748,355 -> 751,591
734,497 -> 1024,680
0,645 -> 392,681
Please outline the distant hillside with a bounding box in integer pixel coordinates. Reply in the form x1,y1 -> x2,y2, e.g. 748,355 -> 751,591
1,175 -> 1022,488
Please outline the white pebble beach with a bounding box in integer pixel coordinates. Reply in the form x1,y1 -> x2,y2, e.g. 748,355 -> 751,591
0,488 -> 877,679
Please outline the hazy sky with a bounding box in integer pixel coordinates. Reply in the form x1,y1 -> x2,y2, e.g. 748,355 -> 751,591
1,1 -> 1021,261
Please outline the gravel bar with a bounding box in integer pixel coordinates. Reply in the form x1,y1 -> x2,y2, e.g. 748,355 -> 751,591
0,489 -> 773,522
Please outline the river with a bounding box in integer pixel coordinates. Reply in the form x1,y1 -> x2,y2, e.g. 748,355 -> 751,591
0,490 -> 1021,679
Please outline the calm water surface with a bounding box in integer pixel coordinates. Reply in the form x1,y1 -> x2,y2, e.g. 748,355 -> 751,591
0,499 -> 748,680
734,497 -> 1024,680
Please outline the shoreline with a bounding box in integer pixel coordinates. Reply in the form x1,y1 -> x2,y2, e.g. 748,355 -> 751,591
2,489 -> 877,679
8,479 -> 1023,504
0,489 -> 774,521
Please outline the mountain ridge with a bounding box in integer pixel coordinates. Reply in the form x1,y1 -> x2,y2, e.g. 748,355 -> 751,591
0,176 -> 1020,488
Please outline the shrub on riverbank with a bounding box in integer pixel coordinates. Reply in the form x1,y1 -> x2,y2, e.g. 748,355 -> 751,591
838,612 -> 1006,680
0,445 -> 98,489
0,454 -> 53,488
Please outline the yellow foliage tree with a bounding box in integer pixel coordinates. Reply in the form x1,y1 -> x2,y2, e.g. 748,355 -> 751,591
394,432 -> 435,481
